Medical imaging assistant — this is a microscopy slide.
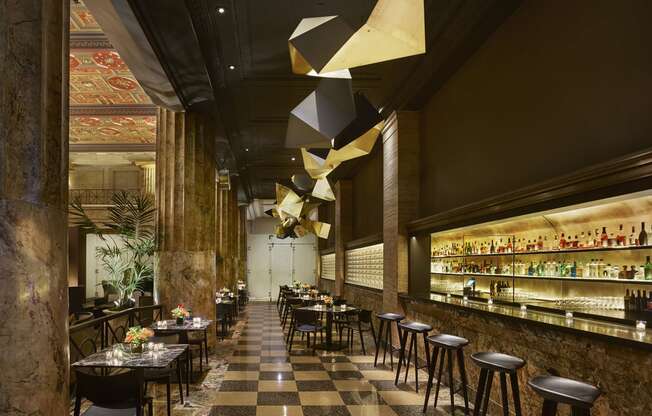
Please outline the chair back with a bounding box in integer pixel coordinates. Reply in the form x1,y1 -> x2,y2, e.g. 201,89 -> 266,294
358,309 -> 373,324
75,369 -> 139,407
216,302 -> 231,317
287,297 -> 303,307
150,333 -> 179,344
294,309 -> 319,327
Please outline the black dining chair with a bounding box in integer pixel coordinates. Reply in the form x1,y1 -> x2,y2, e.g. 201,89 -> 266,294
341,309 -> 377,355
216,302 -> 232,340
144,334 -> 184,416
73,369 -> 152,416
288,309 -> 323,353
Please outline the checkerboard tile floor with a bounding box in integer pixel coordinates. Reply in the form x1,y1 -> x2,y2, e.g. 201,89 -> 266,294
209,302 -> 468,416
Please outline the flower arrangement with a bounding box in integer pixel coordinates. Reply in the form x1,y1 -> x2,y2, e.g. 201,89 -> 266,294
323,296 -> 333,306
125,326 -> 154,352
301,283 -> 311,290
309,289 -> 319,297
293,280 -> 301,289
220,287 -> 231,293
171,304 -> 189,324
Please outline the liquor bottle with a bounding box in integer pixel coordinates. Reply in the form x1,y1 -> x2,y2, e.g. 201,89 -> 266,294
571,261 -> 577,278
543,235 -> 549,250
600,227 -> 608,247
586,231 -> 593,247
629,265 -> 637,279
645,256 -> 652,280
629,226 -> 637,246
580,231 -> 586,247
637,290 -> 643,311
490,240 -> 495,254
576,261 -> 584,278
528,262 -> 535,276
639,222 -> 648,246
598,259 -> 605,277
619,265 -> 627,279
617,224 -> 626,246
536,236 -> 543,251
594,228 -> 601,247
506,238 -> 513,253
559,233 -> 567,249
573,235 -> 579,248
647,292 -> 652,311
624,289 -> 631,311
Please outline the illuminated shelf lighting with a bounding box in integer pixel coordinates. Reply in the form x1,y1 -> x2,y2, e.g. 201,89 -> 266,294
431,244 -> 652,259
430,271 -> 652,285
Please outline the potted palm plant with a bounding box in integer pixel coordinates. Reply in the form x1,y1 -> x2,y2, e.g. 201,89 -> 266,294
70,191 -> 156,312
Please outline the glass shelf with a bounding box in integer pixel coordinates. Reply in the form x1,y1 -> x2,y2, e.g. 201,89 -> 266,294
430,271 -> 652,285
431,244 -> 652,259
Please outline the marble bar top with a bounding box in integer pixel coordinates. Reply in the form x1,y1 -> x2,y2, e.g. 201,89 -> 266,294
151,319 -> 212,331
400,293 -> 652,350
72,344 -> 188,369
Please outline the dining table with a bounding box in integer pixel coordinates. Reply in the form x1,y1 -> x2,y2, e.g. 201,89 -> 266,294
298,304 -> 358,351
151,318 -> 212,389
72,343 -> 189,416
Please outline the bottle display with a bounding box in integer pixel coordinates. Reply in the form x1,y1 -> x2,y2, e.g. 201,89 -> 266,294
429,191 -> 652,323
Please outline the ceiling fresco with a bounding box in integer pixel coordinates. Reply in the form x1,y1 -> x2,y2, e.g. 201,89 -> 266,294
70,49 -> 151,106
70,0 -> 102,33
69,0 -> 156,148
70,115 -> 156,145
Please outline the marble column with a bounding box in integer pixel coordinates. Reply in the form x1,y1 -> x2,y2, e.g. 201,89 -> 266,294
155,107 -> 217,342
334,180 -> 353,297
138,162 -> 156,196
382,111 -> 420,314
0,1 -> 70,414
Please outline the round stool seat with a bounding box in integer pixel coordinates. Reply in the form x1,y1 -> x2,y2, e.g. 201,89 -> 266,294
528,375 -> 600,409
471,352 -> 525,372
398,321 -> 432,333
427,334 -> 469,349
377,312 -> 405,321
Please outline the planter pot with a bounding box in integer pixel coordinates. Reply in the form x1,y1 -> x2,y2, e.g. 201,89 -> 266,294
176,317 -> 184,325
102,307 -> 128,316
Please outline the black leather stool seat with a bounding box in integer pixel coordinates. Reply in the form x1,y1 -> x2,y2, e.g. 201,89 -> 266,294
528,375 -> 601,409
471,351 -> 525,372
398,321 -> 432,333
377,312 -> 405,321
427,334 -> 469,349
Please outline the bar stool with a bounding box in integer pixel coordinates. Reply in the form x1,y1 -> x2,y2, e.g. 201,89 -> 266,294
423,334 -> 470,415
471,352 -> 525,416
394,321 -> 433,392
374,312 -> 405,370
528,375 -> 601,416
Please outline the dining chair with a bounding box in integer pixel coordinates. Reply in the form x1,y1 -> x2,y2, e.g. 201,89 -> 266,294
341,309 -> 377,355
73,369 -> 152,416
288,309 -> 323,353
144,333 -> 184,416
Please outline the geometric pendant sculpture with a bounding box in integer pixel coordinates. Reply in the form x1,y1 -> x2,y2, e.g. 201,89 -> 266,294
301,148 -> 341,180
289,0 -> 425,76
333,92 -> 383,150
285,78 -> 356,148
311,178 -> 335,202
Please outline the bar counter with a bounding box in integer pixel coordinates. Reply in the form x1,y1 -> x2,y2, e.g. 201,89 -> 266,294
400,293 -> 652,350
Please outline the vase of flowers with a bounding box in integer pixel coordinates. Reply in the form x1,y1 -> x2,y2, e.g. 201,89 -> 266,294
125,326 -> 154,353
323,296 -> 333,307
293,280 -> 301,289
171,304 -> 189,325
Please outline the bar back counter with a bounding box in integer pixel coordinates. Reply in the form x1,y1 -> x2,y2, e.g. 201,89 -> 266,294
402,155 -> 652,415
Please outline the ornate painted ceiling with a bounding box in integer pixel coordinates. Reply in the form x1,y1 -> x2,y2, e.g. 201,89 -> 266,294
69,0 -> 155,149
70,115 -> 156,144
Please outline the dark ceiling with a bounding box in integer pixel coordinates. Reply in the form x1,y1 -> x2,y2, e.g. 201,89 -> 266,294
128,0 -> 522,201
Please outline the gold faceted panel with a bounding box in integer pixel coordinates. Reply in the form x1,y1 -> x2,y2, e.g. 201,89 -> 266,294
289,0 -> 425,76
311,178 -> 335,202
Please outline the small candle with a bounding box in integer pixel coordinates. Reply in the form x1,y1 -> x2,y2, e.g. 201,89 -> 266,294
487,298 -> 493,305
446,293 -> 451,299
636,320 -> 647,332
193,317 -> 201,324
565,311 -> 574,320
463,296 -> 468,302
520,305 -> 527,313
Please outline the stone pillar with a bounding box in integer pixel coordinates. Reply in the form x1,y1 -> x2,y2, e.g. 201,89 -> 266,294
239,205 -> 248,284
382,111 -> 420,314
334,180 -> 353,297
155,107 -> 217,341
0,1 -> 70,414
138,162 -> 156,196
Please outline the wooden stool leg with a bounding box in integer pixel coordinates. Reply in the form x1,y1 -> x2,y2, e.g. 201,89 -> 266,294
542,399 -> 558,416
510,372 -> 522,416
404,333 -> 415,385
473,369 -> 488,416
456,349 -> 470,414
374,320 -> 384,366
394,329 -> 409,385
481,371 -> 494,416
499,372 -> 509,416
423,346 -> 439,413
433,346 -> 446,408
389,322 -> 395,370
447,350 -> 455,412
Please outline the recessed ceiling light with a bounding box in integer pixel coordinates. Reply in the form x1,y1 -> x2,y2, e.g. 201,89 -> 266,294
217,7 -> 226,14
228,65 -> 236,70
291,157 -> 296,161
244,148 -> 249,152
